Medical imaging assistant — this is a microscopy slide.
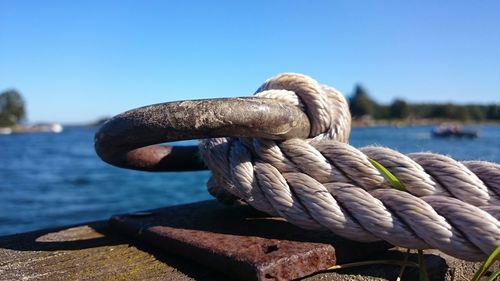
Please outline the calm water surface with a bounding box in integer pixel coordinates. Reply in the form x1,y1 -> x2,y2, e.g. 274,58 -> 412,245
1,125 -> 499,235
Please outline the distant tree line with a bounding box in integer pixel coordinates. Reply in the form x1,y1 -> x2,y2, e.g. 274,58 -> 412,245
349,85 -> 500,121
0,89 -> 26,127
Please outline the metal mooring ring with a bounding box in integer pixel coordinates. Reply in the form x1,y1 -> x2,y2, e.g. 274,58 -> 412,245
94,97 -> 311,171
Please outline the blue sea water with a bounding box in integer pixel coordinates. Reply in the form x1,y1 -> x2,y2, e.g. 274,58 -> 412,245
1,125 -> 499,236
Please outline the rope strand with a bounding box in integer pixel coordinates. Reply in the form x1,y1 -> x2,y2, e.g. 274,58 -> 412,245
199,73 -> 500,261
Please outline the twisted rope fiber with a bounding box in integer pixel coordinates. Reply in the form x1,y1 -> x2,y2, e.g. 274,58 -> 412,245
198,73 -> 500,261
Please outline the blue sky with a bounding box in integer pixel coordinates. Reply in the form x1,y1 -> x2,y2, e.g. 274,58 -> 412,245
1,0 -> 499,123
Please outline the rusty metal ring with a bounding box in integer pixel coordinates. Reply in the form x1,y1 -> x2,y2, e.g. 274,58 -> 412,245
94,97 -> 311,171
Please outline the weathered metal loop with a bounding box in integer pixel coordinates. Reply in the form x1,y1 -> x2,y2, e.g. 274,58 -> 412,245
94,97 -> 311,171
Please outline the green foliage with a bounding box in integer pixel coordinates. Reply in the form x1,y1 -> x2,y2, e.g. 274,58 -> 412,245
486,105 -> 500,120
466,105 -> 486,121
349,85 -> 378,118
373,104 -> 390,119
389,99 -> 410,119
347,86 -> 500,121
368,158 -> 405,191
0,89 -> 26,127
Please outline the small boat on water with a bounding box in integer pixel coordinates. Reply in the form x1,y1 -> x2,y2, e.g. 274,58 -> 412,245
0,127 -> 12,135
0,123 -> 64,135
432,124 -> 479,138
29,123 -> 64,133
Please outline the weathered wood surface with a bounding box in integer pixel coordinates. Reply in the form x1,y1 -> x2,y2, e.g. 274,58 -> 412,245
0,221 -> 208,281
0,201 -> 497,280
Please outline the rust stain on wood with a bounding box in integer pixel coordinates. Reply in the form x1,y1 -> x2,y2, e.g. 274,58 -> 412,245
109,200 -> 389,281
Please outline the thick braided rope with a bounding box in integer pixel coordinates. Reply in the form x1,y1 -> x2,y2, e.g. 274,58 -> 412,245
198,73 -> 500,261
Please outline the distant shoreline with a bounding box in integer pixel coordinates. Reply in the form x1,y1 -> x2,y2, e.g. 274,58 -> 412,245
351,118 -> 500,128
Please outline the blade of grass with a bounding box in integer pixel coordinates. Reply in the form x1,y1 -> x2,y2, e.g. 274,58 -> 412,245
325,259 -> 419,271
485,267 -> 500,281
471,246 -> 500,281
418,250 -> 429,281
368,158 -> 405,191
397,248 -> 411,281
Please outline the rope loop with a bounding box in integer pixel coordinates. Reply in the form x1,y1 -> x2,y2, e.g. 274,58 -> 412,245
95,73 -> 500,261
199,73 -> 500,261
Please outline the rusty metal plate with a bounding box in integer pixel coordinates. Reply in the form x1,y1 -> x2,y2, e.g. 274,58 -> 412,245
109,200 -> 389,281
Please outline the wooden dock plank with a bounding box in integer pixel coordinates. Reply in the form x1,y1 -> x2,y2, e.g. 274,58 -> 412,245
0,200 -> 497,280
0,221 -> 222,281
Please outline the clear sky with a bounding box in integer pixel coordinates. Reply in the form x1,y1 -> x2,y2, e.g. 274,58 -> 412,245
1,0 -> 499,123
